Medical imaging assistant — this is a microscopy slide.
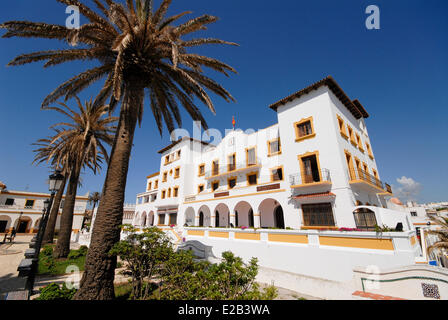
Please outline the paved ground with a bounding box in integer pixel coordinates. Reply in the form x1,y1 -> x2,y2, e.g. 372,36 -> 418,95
0,235 -> 83,296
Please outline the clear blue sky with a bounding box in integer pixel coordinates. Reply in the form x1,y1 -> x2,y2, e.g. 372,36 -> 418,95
0,0 -> 447,204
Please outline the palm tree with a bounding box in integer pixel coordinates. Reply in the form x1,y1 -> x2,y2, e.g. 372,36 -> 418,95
426,216 -> 448,262
32,137 -> 70,245
34,99 -> 116,258
85,191 -> 101,229
1,0 -> 237,299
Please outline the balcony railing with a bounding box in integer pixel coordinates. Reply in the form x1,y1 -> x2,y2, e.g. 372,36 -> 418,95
289,169 -> 331,187
349,169 -> 392,194
204,162 -> 261,179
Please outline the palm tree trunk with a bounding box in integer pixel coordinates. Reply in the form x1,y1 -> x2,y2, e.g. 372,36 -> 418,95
42,177 -> 67,244
53,166 -> 81,258
74,86 -> 143,300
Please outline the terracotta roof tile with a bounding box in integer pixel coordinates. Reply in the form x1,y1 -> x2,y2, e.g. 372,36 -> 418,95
269,76 -> 369,120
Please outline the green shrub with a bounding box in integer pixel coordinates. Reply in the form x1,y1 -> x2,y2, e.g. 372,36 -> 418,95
35,283 -> 76,300
41,244 -> 54,257
67,245 -> 88,260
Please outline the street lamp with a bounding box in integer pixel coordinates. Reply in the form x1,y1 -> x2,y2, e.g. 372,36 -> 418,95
23,169 -> 64,297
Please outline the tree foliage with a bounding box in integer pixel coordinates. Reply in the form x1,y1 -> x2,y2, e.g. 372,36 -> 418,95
110,227 -> 277,300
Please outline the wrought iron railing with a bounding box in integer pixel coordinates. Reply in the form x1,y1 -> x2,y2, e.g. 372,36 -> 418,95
349,169 -> 385,190
289,169 -> 331,186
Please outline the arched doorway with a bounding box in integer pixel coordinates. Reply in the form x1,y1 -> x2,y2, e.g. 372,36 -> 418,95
258,199 -> 285,229
17,216 -> 31,233
274,206 -> 285,229
234,201 -> 253,228
214,203 -> 230,227
353,207 -> 377,231
184,207 -> 195,226
248,209 -> 254,228
215,211 -> 220,227
199,211 -> 204,227
0,215 -> 12,233
141,211 -> 147,227
148,211 -> 155,226
198,205 -> 211,227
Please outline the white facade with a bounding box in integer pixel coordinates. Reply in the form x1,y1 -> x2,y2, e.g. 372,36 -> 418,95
135,77 -> 405,233
0,186 -> 88,234
130,77 -> 428,295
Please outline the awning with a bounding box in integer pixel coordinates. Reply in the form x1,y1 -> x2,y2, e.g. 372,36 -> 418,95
293,192 -> 336,200
157,207 -> 178,214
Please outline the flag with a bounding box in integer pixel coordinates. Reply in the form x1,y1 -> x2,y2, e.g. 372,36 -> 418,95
232,115 -> 236,129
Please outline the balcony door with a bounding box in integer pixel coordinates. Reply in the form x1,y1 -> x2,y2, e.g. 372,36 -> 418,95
301,155 -> 320,183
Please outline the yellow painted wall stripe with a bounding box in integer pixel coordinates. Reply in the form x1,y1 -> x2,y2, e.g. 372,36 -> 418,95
187,230 -> 205,236
319,236 -> 394,250
234,232 -> 260,240
268,233 -> 308,244
410,236 -> 416,246
209,231 -> 229,238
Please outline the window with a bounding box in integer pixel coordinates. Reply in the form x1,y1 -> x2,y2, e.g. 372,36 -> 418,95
212,180 -> 220,192
144,196 -> 149,203
165,156 -> 169,165
247,173 -> 257,186
365,142 -> 374,159
228,153 -> 236,172
173,187 -> 179,197
163,172 -> 168,182
169,153 -> 174,162
174,167 -> 180,178
177,150 -> 181,158
198,164 -> 205,176
147,182 -> 152,191
246,147 -> 257,167
159,214 -> 166,225
353,208 -> 377,231
4,198 -> 14,206
271,167 -> 284,182
169,213 -> 177,225
356,134 -> 364,152
24,199 -> 35,208
212,160 -> 219,176
345,150 -> 355,180
300,152 -> 321,184
161,190 -> 166,199
154,180 -> 159,189
294,117 -> 315,142
228,177 -> 237,189
267,138 -> 281,156
347,126 -> 357,146
337,115 -> 348,139
198,184 -> 204,193
411,211 -> 417,217
168,188 -> 172,198
302,203 -> 335,227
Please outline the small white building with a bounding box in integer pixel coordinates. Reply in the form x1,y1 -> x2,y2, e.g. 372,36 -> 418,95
0,182 -> 88,234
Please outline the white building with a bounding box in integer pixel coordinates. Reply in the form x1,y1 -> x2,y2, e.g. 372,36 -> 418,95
135,76 -> 409,233
129,76 -> 434,299
0,181 -> 88,234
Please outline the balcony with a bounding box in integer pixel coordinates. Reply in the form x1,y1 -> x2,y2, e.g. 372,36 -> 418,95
204,163 -> 261,180
289,169 -> 332,189
348,169 -> 393,195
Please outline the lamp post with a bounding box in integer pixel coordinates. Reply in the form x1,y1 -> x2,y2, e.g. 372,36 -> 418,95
24,169 -> 64,297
